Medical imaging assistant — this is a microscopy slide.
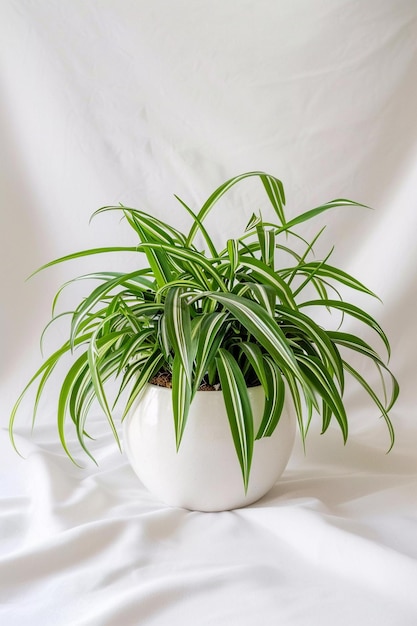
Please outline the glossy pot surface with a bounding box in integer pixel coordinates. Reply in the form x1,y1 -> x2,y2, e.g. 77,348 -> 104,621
123,384 -> 295,511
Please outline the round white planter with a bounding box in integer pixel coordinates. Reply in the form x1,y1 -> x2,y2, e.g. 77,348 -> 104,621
123,383 -> 296,511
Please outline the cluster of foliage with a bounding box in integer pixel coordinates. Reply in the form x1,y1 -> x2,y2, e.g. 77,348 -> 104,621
10,172 -> 398,489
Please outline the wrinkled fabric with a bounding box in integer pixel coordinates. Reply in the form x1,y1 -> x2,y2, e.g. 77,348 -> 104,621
1,1 -> 417,624
1,423 -> 417,625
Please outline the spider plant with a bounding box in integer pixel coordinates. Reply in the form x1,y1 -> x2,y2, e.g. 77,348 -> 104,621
9,171 -> 399,490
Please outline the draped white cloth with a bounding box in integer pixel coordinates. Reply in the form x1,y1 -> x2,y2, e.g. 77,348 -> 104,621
1,1 -> 417,624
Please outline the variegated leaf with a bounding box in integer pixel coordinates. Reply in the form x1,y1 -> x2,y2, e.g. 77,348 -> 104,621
255,356 -> 285,439
216,348 -> 254,492
164,287 -> 194,384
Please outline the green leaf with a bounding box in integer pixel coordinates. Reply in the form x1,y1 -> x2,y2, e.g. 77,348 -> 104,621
255,356 -> 285,438
158,314 -> 172,361
292,247 -> 335,298
300,299 -> 391,357
285,227 -> 326,287
296,353 -> 348,441
68,270 -> 161,342
87,332 -> 128,450
256,225 -> 275,270
116,328 -> 155,374
326,331 -> 383,362
139,242 -> 227,291
155,278 -> 206,300
216,348 -> 254,492
69,357 -> 95,428
174,194 -> 219,258
9,332 -> 95,454
236,342 -> 269,397
122,350 -> 165,419
342,360 -> 395,451
172,353 -> 192,450
234,283 -> 276,317
164,287 -> 194,384
57,351 -> 92,465
123,209 -> 182,245
193,312 -> 229,395
282,368 -> 311,444
260,174 -> 286,224
205,292 -> 307,388
124,214 -> 173,288
187,171 -> 286,246
29,247 -> 140,278
238,256 -> 296,309
276,198 -> 369,234
51,270 -> 155,316
227,238 -> 239,282
275,305 -> 345,391
293,262 -> 379,299
327,331 -> 399,413
93,205 -> 187,245
245,212 -> 262,231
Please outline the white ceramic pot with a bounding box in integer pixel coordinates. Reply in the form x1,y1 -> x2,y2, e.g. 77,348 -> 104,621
123,383 -> 296,511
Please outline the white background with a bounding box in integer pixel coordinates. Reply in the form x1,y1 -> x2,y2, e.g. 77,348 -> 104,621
1,2 -> 417,625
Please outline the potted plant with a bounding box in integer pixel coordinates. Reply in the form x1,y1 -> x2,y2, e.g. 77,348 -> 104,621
9,171 -> 399,511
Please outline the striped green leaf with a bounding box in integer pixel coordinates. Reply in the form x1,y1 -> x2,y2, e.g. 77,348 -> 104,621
29,247 -> 140,278
282,367 -> 312,444
139,242 -> 227,291
158,314 -> 171,361
255,355 -> 285,438
256,225 -> 275,269
187,171 -> 286,246
275,305 -> 344,391
342,360 -> 395,451
292,247 -> 335,298
193,312 -> 229,395
216,348 -> 254,492
327,331 -> 399,413
174,194 -> 219,258
227,238 -> 239,282
123,210 -> 181,246
51,270 -> 153,316
164,287 -> 194,384
126,216 -> 173,288
57,351 -> 92,465
93,205 -> 187,245
187,171 -> 265,245
294,262 -> 379,299
245,212 -> 262,231
116,328 -> 155,374
236,342 -> 268,396
300,300 -> 391,357
260,174 -> 286,224
87,332 -> 130,448
172,353 -> 192,450
326,331 -> 383,362
239,256 -> 296,309
276,198 -> 369,235
204,292 -> 306,383
296,353 -> 348,441
68,270 -> 161,342
9,331 -> 96,453
285,226 -> 326,287
233,283 -> 276,316
122,350 -> 165,419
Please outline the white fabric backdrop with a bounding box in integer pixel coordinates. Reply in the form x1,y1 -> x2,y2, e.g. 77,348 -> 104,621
1,1 -> 417,624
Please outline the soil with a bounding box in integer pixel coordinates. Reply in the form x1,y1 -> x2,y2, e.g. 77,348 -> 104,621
149,370 -> 219,391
